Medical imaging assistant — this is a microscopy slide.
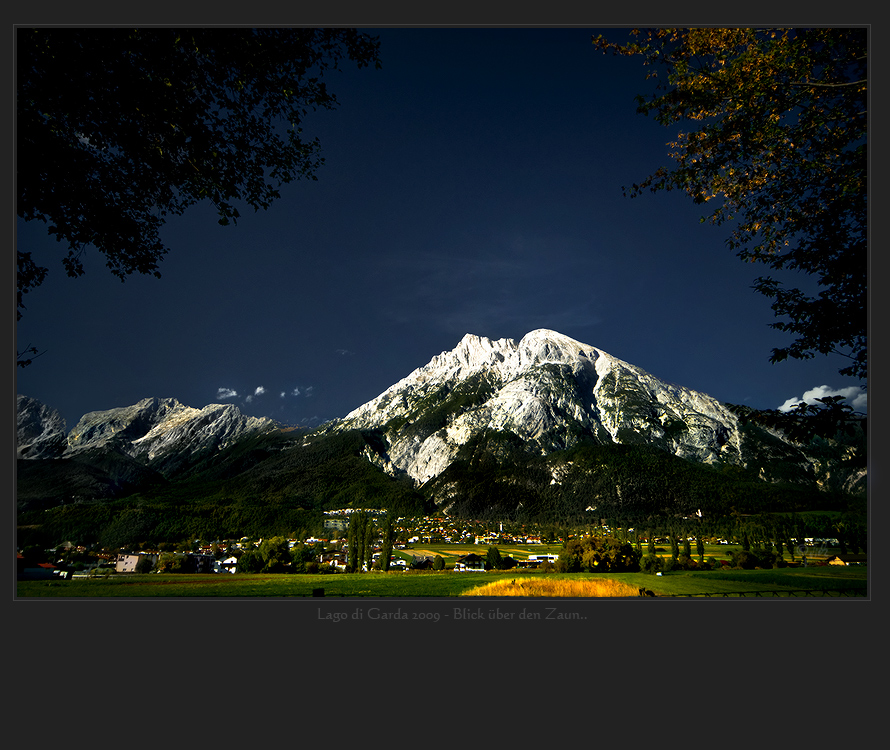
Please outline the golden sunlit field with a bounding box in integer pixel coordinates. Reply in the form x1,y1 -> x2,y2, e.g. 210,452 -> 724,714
460,576 -> 642,597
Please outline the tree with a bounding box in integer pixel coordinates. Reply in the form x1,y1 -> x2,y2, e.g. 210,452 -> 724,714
555,539 -> 584,573
290,542 -> 318,573
16,27 -> 381,354
728,395 -> 865,444
156,552 -> 187,573
347,516 -> 360,573
237,548 -> 264,574
669,532 -> 680,561
485,546 -> 503,571
432,554 -> 445,571
258,536 -> 291,572
379,514 -> 395,572
593,28 -> 867,383
557,536 -> 641,573
347,510 -> 376,572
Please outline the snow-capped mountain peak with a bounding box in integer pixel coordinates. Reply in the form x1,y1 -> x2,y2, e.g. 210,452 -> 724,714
332,329 -> 742,484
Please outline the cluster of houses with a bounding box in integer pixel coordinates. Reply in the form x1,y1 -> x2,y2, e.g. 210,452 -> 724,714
19,514 -> 866,580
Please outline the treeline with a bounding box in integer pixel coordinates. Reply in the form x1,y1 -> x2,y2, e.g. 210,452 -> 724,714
552,506 -> 868,576
566,507 -> 867,562
16,496 -> 326,550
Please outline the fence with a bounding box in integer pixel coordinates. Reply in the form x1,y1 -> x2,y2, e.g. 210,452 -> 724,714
642,588 -> 868,598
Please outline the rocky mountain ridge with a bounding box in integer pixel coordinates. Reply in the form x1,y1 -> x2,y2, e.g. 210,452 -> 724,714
16,394 -> 279,470
327,329 -> 748,485
16,395 -> 68,459
17,329 -> 865,521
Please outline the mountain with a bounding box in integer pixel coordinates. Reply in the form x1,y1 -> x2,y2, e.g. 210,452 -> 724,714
18,396 -> 280,466
16,396 -> 283,510
328,329 -> 747,481
64,397 -> 280,472
16,330 -> 866,543
320,329 -> 865,515
17,395 -> 68,459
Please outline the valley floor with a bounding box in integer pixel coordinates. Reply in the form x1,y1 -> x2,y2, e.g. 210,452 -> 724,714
16,566 -> 867,599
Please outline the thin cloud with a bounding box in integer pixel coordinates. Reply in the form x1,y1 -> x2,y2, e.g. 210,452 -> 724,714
778,385 -> 867,413
217,388 -> 238,399
272,386 -> 315,400
245,386 -> 266,403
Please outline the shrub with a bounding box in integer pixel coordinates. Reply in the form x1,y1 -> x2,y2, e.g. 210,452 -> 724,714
640,554 -> 664,574
135,555 -> 155,574
728,550 -> 761,569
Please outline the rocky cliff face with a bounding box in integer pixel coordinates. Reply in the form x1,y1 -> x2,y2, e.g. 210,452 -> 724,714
17,395 -> 68,459
18,395 -> 279,471
66,397 -> 279,465
16,330 -> 864,523
329,329 -> 746,484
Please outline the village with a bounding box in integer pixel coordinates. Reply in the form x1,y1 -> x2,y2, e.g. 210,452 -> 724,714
18,511 -> 557,578
17,508 -> 859,580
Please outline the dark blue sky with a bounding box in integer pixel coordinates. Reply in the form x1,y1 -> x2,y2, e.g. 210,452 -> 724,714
15,27 -> 867,431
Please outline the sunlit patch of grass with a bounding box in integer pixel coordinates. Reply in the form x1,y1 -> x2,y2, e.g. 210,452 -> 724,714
460,576 -> 641,597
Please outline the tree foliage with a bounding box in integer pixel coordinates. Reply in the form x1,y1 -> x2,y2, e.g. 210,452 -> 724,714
258,536 -> 292,573
347,510 -> 376,572
593,28 -> 867,381
556,536 -> 641,573
379,514 -> 395,572
728,394 -> 865,443
16,27 -> 381,328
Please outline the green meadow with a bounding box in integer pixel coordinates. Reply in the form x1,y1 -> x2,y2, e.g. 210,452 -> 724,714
17,565 -> 867,598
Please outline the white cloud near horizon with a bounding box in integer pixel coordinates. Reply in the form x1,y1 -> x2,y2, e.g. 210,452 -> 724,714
245,385 -> 266,403
222,384 -> 312,404
778,385 -> 867,413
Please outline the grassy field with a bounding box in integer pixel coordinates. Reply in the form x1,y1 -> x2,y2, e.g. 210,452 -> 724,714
462,577 -> 642,597
17,565 -> 867,598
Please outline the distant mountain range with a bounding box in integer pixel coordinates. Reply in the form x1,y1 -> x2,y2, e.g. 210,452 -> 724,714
17,330 -> 866,538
